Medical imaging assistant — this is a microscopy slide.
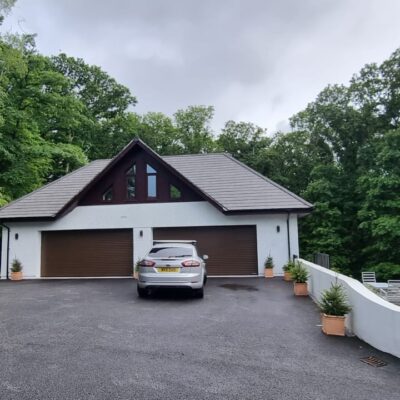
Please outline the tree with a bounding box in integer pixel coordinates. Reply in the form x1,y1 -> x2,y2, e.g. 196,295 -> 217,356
266,130 -> 329,196
174,105 -> 215,153
50,53 -> 137,159
217,120 -> 270,172
358,129 -> 400,268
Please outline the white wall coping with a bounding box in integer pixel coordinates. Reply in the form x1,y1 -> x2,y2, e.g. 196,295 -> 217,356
299,258 -> 400,358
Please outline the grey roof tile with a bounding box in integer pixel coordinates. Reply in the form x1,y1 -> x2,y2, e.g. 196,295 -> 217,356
0,160 -> 110,219
163,153 -> 312,212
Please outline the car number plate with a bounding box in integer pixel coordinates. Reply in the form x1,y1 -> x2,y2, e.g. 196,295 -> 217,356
157,267 -> 180,273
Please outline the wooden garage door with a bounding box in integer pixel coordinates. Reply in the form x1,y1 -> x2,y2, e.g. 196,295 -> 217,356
41,230 -> 133,277
153,226 -> 258,276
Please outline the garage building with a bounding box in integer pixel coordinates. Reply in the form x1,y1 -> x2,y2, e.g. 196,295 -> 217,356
0,139 -> 312,279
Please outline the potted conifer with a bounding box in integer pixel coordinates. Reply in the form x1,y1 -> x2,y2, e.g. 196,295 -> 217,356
318,283 -> 351,336
291,262 -> 309,296
264,255 -> 274,278
10,259 -> 23,281
283,261 -> 295,281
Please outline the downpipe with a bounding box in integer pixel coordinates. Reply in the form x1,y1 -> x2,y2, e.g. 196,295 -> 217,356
286,213 -> 291,261
0,223 -> 10,280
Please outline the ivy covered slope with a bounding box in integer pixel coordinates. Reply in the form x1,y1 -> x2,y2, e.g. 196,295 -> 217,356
0,1 -> 399,279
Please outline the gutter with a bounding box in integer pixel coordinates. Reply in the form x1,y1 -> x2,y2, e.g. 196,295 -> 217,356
286,213 -> 291,261
0,223 -> 10,280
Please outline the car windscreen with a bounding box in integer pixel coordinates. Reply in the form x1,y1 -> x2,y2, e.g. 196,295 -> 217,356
148,247 -> 193,258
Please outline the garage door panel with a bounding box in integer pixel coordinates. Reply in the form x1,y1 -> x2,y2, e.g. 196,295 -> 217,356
153,226 -> 257,275
41,230 -> 133,277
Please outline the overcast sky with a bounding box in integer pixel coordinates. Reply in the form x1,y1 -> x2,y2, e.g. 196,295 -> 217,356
3,0 -> 400,133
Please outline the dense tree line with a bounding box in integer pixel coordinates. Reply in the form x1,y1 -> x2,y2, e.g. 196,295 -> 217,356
0,5 -> 399,279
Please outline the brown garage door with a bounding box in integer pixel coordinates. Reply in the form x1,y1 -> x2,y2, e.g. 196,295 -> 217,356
41,229 -> 133,277
153,226 -> 258,276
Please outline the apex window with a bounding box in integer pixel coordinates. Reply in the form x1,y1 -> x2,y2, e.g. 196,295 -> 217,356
146,164 -> 157,198
102,187 -> 113,202
126,164 -> 136,199
170,184 -> 182,200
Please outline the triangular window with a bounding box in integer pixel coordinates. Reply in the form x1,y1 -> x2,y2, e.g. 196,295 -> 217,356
170,185 -> 182,200
102,187 -> 113,202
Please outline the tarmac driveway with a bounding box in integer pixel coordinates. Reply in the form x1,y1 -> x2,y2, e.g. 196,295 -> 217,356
0,278 -> 398,400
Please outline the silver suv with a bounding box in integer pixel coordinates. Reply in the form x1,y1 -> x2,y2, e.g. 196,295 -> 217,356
137,240 -> 207,298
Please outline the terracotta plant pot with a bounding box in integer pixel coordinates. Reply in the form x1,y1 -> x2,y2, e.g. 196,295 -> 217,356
133,271 -> 139,280
283,271 -> 292,281
264,268 -> 274,278
11,271 -> 23,281
321,314 -> 346,336
293,282 -> 308,296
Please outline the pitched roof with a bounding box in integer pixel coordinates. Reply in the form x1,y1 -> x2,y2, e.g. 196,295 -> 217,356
0,160 -> 110,220
0,139 -> 312,220
163,153 -> 312,212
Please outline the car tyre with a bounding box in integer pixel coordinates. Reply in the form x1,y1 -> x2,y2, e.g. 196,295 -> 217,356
194,287 -> 204,299
137,285 -> 148,298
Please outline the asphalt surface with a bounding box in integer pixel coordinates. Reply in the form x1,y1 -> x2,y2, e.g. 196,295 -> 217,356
0,278 -> 398,400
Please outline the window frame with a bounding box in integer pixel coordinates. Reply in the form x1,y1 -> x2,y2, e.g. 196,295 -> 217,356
146,163 -> 158,199
126,163 -> 136,200
169,184 -> 182,200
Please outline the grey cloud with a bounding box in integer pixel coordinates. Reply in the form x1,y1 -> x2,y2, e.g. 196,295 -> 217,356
3,0 -> 400,132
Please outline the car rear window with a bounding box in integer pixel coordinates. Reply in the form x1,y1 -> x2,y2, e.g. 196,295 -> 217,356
149,247 -> 193,258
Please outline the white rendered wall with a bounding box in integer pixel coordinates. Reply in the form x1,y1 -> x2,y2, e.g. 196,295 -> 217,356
300,259 -> 400,359
1,202 -> 299,279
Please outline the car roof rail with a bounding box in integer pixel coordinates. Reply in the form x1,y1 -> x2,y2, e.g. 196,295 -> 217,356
153,240 -> 197,245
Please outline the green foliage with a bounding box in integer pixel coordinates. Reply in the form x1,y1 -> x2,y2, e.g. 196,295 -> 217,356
11,258 -> 22,272
318,283 -> 351,316
216,120 -> 270,171
364,263 -> 400,281
174,105 -> 215,154
290,262 -> 309,283
283,260 -> 296,272
264,256 -> 274,269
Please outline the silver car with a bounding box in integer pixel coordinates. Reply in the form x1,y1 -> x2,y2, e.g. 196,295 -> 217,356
137,240 -> 207,298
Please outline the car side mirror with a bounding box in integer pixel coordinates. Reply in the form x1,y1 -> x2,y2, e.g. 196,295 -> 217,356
203,255 -> 209,260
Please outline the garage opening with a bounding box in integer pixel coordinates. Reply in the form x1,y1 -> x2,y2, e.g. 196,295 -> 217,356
41,229 -> 133,277
153,225 -> 258,276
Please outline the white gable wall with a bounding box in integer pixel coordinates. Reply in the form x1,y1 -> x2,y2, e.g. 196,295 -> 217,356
1,201 -> 299,279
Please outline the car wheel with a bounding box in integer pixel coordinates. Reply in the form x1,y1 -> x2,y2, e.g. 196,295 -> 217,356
194,287 -> 204,299
137,285 -> 148,298
203,274 -> 207,285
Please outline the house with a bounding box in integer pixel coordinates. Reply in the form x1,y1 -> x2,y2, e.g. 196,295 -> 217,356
0,139 -> 313,279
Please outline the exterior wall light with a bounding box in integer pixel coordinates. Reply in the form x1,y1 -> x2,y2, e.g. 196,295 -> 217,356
276,225 -> 280,233
139,230 -> 143,237
15,233 -> 19,240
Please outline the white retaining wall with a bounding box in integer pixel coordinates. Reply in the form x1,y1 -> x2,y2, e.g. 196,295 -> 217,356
300,259 -> 400,358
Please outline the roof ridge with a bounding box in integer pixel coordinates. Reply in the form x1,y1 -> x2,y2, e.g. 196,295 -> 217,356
222,153 -> 313,209
163,152 -> 227,158
0,161 -> 104,215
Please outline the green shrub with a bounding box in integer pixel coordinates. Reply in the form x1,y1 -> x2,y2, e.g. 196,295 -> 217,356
11,259 -> 22,273
365,263 -> 400,281
318,283 -> 352,316
264,256 -> 274,269
290,262 -> 309,283
283,260 -> 295,272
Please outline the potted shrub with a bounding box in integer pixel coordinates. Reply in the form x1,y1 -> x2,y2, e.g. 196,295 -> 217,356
133,260 -> 140,280
318,283 -> 351,336
291,262 -> 308,296
10,259 -> 23,281
283,261 -> 295,281
264,255 -> 274,278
